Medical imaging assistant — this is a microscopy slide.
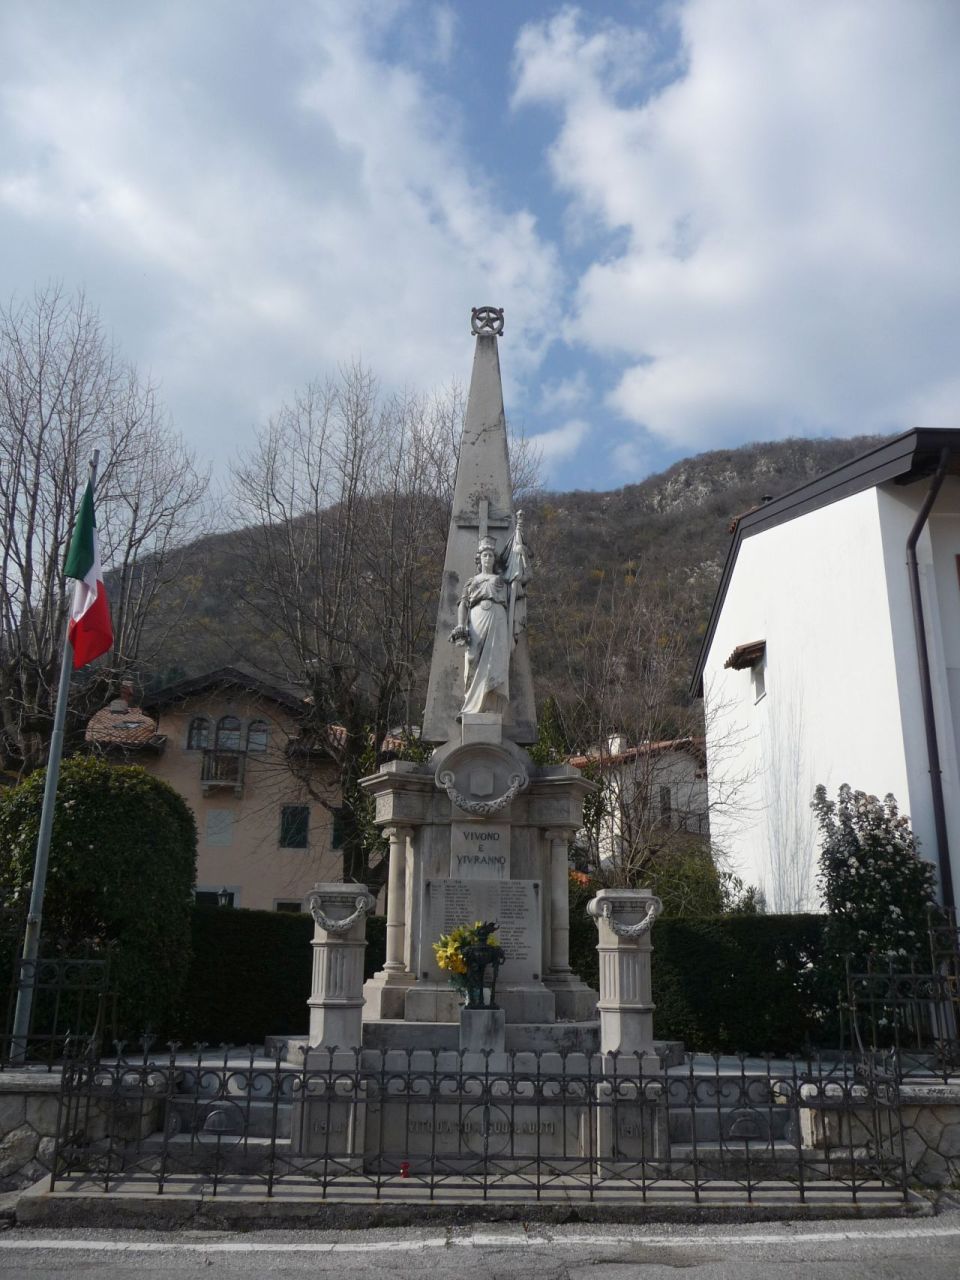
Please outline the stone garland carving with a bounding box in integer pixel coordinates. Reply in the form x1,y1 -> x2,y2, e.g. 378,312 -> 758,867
436,769 -> 526,817
596,897 -> 663,938
307,892 -> 376,935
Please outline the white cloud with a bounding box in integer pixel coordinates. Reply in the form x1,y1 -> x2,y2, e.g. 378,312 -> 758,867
609,439 -> 649,480
0,0 -> 560,459
529,416 -> 589,479
539,369 -> 589,413
514,1 -> 960,450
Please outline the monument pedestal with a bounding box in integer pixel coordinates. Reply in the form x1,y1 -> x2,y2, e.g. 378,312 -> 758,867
587,887 -> 664,1074
460,1007 -> 505,1054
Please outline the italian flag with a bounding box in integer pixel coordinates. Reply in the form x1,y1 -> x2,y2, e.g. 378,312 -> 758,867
64,480 -> 113,669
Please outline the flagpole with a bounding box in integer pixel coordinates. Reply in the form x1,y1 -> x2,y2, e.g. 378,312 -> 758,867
9,450 -> 100,1065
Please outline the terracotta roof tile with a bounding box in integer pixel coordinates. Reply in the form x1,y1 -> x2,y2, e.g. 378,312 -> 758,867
567,736 -> 704,769
85,699 -> 160,748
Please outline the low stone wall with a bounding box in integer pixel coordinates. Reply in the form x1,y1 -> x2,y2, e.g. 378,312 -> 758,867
801,1080 -> 960,1188
1,1069 -> 163,1192
0,1073 -> 61,1193
899,1083 -> 960,1187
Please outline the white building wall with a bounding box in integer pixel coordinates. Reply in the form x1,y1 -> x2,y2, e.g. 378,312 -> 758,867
703,488 -> 910,911
878,477 -> 960,903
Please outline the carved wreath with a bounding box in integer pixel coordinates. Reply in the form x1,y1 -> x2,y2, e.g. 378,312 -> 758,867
307,892 -> 375,934
437,769 -> 525,817
597,897 -> 663,938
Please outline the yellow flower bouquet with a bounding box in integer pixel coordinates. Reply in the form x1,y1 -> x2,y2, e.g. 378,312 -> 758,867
433,920 -> 500,997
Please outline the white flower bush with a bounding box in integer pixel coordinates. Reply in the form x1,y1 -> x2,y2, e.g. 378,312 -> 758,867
813,783 -> 937,977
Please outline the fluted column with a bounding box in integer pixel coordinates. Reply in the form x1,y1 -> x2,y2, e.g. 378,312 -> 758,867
384,825 -> 412,972
587,887 -> 662,1066
306,883 -> 375,1050
545,827 -> 573,977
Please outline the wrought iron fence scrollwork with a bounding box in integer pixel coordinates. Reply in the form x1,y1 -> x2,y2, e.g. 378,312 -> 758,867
845,921 -> 960,1083
2,947 -> 116,1070
49,1043 -> 909,1206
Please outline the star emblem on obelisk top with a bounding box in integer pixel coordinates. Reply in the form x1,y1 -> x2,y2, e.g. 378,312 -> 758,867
471,306 -> 505,337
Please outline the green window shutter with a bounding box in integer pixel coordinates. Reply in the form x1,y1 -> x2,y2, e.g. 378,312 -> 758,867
280,804 -> 309,849
331,808 -> 346,850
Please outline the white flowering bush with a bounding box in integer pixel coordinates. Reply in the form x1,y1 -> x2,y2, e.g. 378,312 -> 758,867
813,783 -> 937,979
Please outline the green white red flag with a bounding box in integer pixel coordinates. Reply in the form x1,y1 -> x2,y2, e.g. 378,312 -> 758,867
63,480 -> 113,669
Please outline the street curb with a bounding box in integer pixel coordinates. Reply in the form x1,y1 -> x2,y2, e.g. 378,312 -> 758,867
10,1190 -> 935,1232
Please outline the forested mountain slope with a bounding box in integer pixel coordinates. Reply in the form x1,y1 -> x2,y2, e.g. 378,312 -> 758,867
141,434 -> 884,710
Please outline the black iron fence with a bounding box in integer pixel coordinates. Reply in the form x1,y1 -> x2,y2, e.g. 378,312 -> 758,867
845,907 -> 960,1082
1,950 -> 116,1070
50,1044 -> 907,1206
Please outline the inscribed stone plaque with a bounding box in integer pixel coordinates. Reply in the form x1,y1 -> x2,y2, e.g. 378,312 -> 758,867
450,823 -> 510,879
424,878 -> 541,985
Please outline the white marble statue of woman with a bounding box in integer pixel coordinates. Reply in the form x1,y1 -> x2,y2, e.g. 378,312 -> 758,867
449,515 -> 531,715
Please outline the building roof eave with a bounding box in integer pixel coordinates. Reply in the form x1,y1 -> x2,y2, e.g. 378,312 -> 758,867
689,428 -> 960,698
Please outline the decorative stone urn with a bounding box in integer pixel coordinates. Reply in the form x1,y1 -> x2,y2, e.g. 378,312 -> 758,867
305,883 -> 376,1052
586,887 -> 663,1070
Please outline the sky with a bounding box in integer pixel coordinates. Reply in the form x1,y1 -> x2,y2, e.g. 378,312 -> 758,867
1,0 -> 958,492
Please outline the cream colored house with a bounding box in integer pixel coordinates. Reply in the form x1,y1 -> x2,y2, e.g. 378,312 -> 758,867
85,668 -> 343,911
568,736 -> 709,879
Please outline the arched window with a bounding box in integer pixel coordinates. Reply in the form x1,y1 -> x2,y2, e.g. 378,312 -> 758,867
187,716 -> 210,750
216,715 -> 241,751
247,720 -> 269,753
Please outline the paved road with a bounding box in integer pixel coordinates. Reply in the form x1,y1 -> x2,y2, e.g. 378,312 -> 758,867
1,1218 -> 959,1279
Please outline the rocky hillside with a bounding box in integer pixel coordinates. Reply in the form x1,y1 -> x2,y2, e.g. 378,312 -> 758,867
140,433 -> 885,694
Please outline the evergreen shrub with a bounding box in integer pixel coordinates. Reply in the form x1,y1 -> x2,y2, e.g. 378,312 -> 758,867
569,906 -> 836,1054
0,757 -> 196,1036
174,906 -> 834,1055
814,783 -> 938,992
173,909 -> 387,1046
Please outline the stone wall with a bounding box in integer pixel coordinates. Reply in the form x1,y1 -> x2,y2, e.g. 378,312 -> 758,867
0,1074 -> 61,1193
801,1080 -> 960,1188
1,1070 -> 163,1193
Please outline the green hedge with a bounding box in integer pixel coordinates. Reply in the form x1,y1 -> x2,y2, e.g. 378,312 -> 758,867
0,757 -> 196,1037
172,907 -> 836,1055
570,909 -> 837,1055
171,908 -> 387,1046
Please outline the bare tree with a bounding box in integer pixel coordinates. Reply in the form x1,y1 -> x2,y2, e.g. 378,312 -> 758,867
537,565 -> 751,889
0,285 -> 209,776
762,675 -> 817,912
229,365 -> 453,886
229,364 -> 541,887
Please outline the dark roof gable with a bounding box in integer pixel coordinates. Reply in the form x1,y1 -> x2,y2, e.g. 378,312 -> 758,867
142,666 -> 306,713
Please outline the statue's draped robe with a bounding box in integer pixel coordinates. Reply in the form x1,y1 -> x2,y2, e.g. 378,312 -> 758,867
461,572 -> 511,713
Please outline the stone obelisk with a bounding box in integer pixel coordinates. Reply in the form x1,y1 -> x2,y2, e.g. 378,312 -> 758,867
361,306 -> 597,1029
422,307 -> 537,746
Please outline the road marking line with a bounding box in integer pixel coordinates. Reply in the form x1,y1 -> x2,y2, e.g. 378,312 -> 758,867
0,1225 -> 958,1254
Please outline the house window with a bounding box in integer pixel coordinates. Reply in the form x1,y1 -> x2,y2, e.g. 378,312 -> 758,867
280,804 -> 310,848
216,715 -> 242,751
659,785 -> 672,827
275,900 -> 303,913
205,809 -> 234,847
752,661 -> 766,702
187,716 -> 210,750
247,720 -> 269,752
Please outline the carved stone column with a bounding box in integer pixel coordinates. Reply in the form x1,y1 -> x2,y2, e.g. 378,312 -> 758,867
542,828 -> 599,1021
545,827 -> 573,978
363,827 -> 416,1020
306,883 -> 375,1052
384,825 -> 412,972
586,887 -> 662,1069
